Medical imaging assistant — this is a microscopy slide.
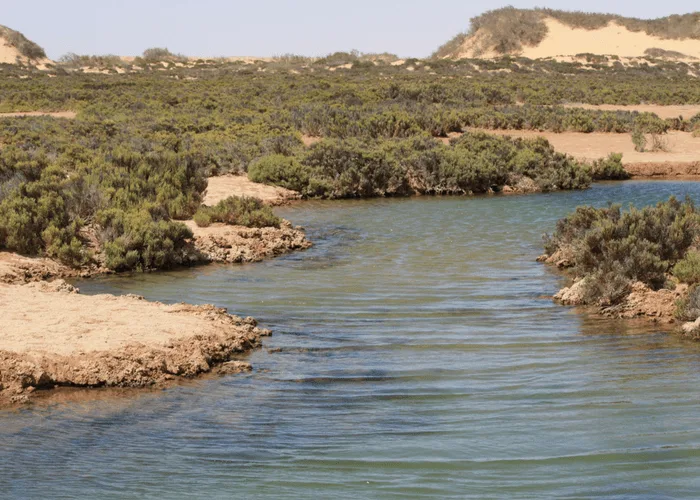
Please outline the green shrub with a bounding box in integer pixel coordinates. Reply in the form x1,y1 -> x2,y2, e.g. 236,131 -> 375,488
97,207 -> 193,272
588,153 -> 629,180
192,210 -> 212,228
142,47 -> 186,62
676,285 -> 700,322
632,130 -> 647,152
248,155 -> 310,193
545,197 -> 700,305
673,250 -> 700,284
194,196 -> 281,228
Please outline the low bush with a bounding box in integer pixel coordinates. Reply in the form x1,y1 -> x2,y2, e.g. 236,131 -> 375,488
588,153 -> 629,180
676,285 -> 700,321
193,196 -> 281,228
248,155 -> 310,192
673,250 -> 700,284
97,206 -> 193,272
544,196 -> 700,305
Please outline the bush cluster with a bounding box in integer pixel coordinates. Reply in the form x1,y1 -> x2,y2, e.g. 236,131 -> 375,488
544,197 -> 700,305
250,133 -> 610,199
193,196 -> 280,228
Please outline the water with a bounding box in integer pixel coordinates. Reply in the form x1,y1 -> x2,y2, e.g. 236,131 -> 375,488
3,181 -> 700,499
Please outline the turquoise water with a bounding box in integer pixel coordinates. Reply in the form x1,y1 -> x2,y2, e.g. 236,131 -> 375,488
2,181 -> 700,499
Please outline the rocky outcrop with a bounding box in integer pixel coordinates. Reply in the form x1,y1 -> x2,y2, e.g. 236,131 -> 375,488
185,219 -> 312,264
600,282 -> 688,323
552,278 -> 688,324
553,278 -> 588,305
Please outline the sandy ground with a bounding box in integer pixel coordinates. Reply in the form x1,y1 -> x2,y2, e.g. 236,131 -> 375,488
302,135 -> 322,147
0,38 -> 22,65
560,104 -> 700,120
469,129 -> 700,175
454,18 -> 700,60
0,111 -> 76,119
0,280 -> 268,405
204,175 -> 300,206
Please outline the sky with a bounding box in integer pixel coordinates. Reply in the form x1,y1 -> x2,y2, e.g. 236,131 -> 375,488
3,0 -> 699,60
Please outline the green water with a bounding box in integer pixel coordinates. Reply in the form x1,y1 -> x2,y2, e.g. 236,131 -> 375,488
2,181 -> 700,499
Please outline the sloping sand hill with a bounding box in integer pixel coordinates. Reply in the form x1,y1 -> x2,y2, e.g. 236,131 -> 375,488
521,19 -> 700,59
0,25 -> 52,67
0,38 -> 22,64
442,11 -> 700,60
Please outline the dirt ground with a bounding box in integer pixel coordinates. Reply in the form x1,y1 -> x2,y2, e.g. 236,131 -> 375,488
469,128 -> 700,175
0,111 -> 76,119
204,175 -> 300,206
0,280 -> 269,405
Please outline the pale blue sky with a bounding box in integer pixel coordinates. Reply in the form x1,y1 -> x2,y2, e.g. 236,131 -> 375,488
3,0 -> 699,59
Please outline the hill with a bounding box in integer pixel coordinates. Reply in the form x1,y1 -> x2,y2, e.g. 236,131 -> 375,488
434,8 -> 700,60
0,24 -> 50,66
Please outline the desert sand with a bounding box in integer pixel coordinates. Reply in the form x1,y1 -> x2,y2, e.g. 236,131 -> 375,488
0,38 -> 23,64
0,111 -> 76,119
469,128 -> 700,175
558,104 -> 700,120
453,18 -> 700,60
204,174 -> 300,206
0,280 -> 269,405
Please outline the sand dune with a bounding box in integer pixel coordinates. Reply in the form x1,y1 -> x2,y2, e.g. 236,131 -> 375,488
0,39 -> 22,64
453,18 -> 700,60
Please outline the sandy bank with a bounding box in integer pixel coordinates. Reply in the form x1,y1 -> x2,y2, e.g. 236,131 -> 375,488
204,175 -> 300,206
0,280 -> 269,406
0,111 -> 76,119
540,252 -> 700,337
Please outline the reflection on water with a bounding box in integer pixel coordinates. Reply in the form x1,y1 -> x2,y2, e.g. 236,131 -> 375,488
2,181 -> 700,498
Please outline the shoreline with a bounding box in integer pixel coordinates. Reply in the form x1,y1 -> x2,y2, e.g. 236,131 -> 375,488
0,211 -> 311,407
539,253 -> 700,339
0,280 -> 270,407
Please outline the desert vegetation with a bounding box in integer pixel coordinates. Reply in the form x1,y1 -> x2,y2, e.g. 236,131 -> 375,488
1,52 -> 697,273
194,196 -> 281,228
543,196 -> 700,309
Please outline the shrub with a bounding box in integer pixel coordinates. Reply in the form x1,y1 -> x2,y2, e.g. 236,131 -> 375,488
588,153 -> 629,180
97,207 -> 194,272
676,285 -> 700,322
673,250 -> 700,284
142,47 -> 186,62
632,130 -> 647,152
193,196 -> 281,228
248,155 -> 310,192
544,196 -> 700,305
